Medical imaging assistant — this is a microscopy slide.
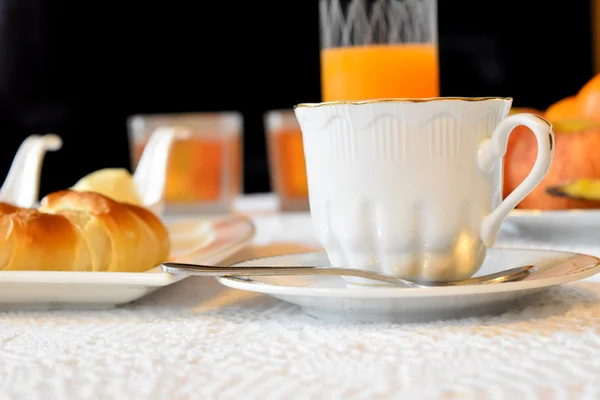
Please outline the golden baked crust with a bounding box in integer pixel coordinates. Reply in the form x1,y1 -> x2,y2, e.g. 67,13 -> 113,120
0,190 -> 170,272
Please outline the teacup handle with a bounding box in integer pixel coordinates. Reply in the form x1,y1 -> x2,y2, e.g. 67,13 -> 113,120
478,113 -> 554,247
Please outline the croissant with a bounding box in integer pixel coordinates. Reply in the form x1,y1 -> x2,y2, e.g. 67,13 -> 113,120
0,190 -> 170,272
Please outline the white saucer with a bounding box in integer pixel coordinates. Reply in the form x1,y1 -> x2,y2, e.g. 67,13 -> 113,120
0,214 -> 255,310
217,248 -> 600,323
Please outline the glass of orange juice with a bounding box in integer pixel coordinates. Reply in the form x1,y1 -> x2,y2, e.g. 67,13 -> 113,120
127,112 -> 243,214
264,109 -> 309,211
320,0 -> 439,101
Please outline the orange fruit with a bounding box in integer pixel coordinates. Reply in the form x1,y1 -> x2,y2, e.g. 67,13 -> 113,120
576,74 -> 600,123
545,96 -> 579,122
504,118 -> 600,210
551,118 -> 600,132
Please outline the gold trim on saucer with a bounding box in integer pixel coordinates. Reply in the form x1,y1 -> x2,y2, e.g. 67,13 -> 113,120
295,97 -> 513,109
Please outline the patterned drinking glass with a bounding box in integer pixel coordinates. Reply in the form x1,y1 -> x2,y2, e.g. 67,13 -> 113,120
320,0 -> 439,101
127,112 -> 243,214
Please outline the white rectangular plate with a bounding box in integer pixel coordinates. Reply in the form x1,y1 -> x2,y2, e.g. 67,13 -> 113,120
0,214 -> 255,310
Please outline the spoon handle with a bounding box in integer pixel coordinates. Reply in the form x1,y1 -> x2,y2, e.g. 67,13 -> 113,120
161,263 -> 421,288
161,262 -> 535,288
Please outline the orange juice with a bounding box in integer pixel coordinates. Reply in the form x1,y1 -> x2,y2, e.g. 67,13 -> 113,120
321,43 -> 439,101
133,135 -> 241,203
272,129 -> 308,198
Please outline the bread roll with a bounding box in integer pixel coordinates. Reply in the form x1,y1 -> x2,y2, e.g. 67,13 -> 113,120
0,190 -> 170,272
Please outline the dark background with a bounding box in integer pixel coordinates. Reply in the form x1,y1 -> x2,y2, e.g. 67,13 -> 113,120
0,1 -> 594,197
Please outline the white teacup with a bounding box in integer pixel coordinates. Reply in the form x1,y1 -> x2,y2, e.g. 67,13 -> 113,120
294,97 -> 554,283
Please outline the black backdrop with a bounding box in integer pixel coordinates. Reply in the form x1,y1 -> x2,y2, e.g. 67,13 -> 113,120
0,1 -> 594,197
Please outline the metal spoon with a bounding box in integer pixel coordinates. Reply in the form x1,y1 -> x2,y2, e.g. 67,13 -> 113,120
161,262 -> 536,288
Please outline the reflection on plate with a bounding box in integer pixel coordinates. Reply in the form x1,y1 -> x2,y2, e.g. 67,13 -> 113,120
0,214 -> 255,310
217,249 -> 600,323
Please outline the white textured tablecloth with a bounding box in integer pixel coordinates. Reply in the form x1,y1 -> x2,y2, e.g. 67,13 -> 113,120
4,195 -> 600,399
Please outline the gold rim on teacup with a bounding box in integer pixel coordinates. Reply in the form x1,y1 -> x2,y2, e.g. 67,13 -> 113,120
295,96 -> 514,108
